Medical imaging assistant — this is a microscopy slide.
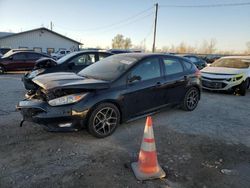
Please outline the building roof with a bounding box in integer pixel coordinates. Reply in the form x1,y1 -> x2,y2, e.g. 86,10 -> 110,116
0,27 -> 82,45
0,32 -> 14,38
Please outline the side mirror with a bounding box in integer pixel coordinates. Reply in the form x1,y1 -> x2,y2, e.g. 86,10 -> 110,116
68,62 -> 75,69
128,75 -> 141,83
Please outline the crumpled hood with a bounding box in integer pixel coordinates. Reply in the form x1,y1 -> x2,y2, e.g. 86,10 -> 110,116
201,66 -> 247,75
32,72 -> 110,90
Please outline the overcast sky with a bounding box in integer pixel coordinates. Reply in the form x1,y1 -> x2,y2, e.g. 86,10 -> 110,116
0,0 -> 250,52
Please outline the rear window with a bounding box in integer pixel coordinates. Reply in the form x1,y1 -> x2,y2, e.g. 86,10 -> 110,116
163,58 -> 184,75
182,59 -> 193,70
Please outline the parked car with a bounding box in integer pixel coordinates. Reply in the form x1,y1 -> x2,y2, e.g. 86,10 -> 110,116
22,51 -> 114,93
17,53 -> 201,138
0,51 -> 49,73
201,56 -> 250,95
203,54 -> 224,64
107,49 -> 132,54
182,55 -> 207,70
51,49 -> 71,60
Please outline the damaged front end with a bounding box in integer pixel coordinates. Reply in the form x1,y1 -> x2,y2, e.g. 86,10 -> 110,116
16,87 -> 91,132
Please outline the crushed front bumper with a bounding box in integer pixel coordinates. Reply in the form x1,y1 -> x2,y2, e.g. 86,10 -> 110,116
201,77 -> 244,91
16,99 -> 89,132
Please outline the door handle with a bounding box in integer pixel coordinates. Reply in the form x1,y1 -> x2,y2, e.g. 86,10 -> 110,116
155,82 -> 162,87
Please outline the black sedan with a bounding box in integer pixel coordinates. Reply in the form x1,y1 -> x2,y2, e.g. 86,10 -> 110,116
182,55 -> 207,70
22,51 -> 113,91
17,53 -> 201,138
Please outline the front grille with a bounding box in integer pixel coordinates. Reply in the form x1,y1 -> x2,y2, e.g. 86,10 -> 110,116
201,76 -> 225,81
202,80 -> 227,89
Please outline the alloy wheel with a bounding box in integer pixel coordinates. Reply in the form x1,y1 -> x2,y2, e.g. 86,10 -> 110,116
93,107 -> 118,136
186,89 -> 199,110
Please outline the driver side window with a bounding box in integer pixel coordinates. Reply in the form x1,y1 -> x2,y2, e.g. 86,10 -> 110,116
130,57 -> 161,82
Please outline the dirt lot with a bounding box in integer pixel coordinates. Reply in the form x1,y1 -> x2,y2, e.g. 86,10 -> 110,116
0,73 -> 250,188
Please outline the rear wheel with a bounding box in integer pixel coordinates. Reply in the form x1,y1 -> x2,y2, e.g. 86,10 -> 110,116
181,87 -> 200,111
0,65 -> 5,74
87,103 -> 120,138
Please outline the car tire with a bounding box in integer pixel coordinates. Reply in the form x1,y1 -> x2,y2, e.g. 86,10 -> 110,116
87,103 -> 120,138
181,87 -> 200,111
238,78 -> 249,96
0,65 -> 5,74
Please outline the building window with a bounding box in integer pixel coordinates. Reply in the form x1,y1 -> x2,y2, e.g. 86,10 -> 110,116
47,48 -> 54,55
33,47 -> 42,53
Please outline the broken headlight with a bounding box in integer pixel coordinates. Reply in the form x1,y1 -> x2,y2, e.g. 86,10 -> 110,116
226,74 -> 243,82
48,93 -> 87,106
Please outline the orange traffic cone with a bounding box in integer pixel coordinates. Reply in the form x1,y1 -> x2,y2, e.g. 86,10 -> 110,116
131,116 -> 166,180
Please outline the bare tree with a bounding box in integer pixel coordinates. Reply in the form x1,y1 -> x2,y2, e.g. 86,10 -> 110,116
124,38 -> 132,49
111,34 -> 132,49
112,34 -> 125,49
246,41 -> 250,54
199,39 -> 217,54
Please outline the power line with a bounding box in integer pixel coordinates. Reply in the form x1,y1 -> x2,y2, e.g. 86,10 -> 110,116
95,12 -> 154,34
55,6 -> 153,33
161,2 -> 250,8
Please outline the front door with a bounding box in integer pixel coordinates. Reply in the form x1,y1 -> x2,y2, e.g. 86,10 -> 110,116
123,57 -> 164,118
7,53 -> 27,71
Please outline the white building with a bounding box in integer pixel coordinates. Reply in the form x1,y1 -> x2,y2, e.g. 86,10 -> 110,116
0,27 -> 82,54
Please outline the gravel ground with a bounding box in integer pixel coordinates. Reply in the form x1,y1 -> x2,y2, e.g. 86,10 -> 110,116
0,73 -> 250,188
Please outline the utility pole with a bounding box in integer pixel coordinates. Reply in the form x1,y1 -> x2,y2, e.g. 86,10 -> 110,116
152,3 -> 158,53
50,21 -> 53,31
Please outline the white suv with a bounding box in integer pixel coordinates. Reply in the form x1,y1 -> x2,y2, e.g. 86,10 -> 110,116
51,50 -> 71,60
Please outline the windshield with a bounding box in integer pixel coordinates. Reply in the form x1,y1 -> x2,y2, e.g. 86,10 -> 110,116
57,52 -> 79,64
211,58 -> 250,69
2,50 -> 15,58
78,55 -> 137,81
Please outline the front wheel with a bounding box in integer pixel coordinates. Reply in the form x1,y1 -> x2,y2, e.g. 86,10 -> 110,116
87,103 -> 120,138
237,78 -> 249,96
181,87 -> 200,111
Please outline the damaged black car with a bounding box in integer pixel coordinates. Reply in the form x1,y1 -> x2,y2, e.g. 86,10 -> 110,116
22,50 -> 113,95
17,53 -> 201,138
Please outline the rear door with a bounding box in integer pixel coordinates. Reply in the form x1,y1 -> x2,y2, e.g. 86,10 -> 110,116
161,57 -> 187,104
123,57 -> 165,118
25,53 -> 44,70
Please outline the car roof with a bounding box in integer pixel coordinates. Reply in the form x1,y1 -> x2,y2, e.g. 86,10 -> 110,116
113,53 -> 179,60
70,50 -> 113,55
